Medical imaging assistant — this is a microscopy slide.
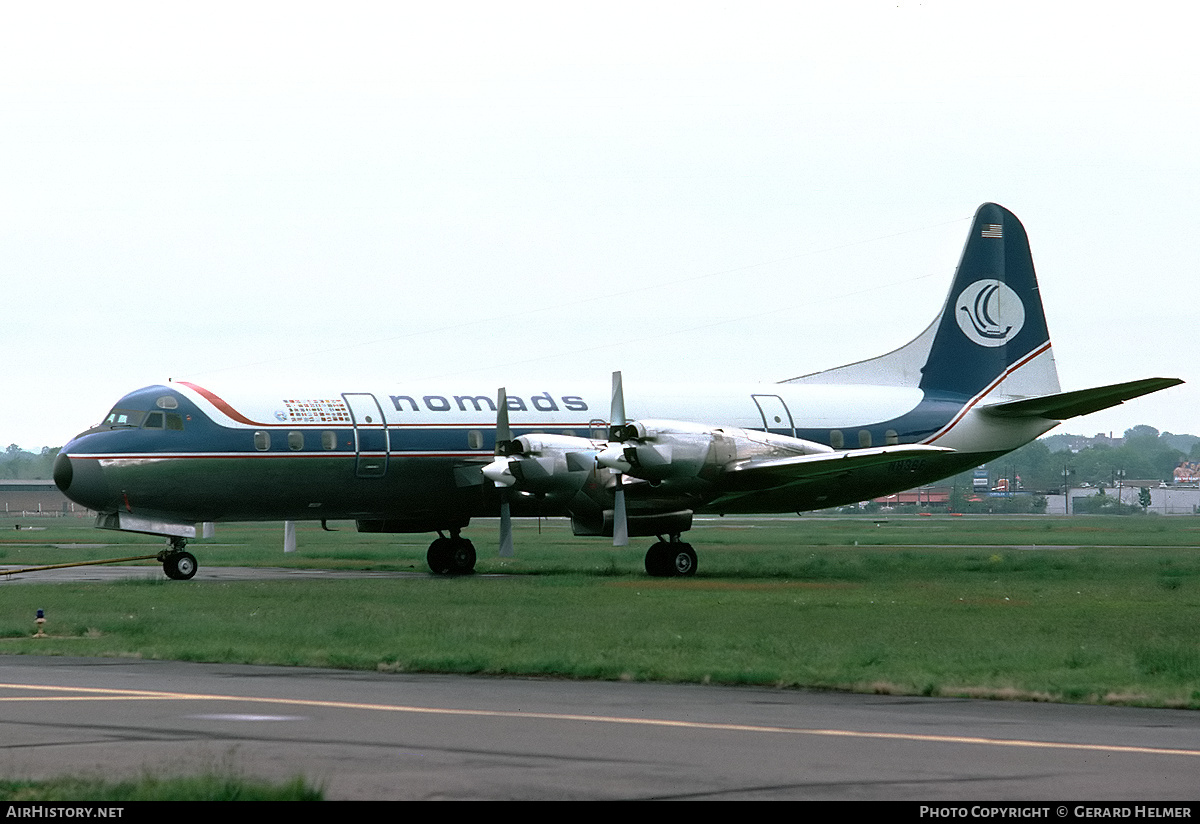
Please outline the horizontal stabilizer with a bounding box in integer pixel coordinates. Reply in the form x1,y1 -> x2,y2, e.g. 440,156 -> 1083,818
979,377 -> 1183,421
725,444 -> 953,489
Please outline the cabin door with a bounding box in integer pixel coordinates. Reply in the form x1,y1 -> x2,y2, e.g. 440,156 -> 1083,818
751,394 -> 796,438
342,393 -> 389,478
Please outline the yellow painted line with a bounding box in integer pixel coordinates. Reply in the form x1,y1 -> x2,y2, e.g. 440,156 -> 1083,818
2,682 -> 1198,758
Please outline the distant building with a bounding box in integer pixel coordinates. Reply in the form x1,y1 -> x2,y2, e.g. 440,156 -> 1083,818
1061,432 -> 1124,452
1046,485 -> 1200,515
0,480 -> 82,517
873,487 -> 950,507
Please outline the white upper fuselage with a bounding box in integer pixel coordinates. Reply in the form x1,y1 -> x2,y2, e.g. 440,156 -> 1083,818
168,378 -> 1051,456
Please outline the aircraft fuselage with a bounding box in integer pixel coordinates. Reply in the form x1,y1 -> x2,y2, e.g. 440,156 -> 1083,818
55,379 -> 1035,529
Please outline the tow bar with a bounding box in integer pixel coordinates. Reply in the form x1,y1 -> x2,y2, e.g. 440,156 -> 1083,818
1,554 -> 162,577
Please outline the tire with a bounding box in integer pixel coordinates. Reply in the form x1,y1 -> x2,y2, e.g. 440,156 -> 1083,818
427,537 -> 453,575
669,543 -> 697,577
448,538 -> 476,575
645,542 -> 670,577
428,537 -> 475,575
163,551 -> 198,581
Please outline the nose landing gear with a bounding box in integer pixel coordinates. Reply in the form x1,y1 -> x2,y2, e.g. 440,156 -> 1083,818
159,537 -> 198,580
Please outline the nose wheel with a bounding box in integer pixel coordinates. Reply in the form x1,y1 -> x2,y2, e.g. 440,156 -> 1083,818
158,538 -> 198,580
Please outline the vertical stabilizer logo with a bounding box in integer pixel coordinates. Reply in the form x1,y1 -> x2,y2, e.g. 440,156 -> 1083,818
955,279 -> 1025,347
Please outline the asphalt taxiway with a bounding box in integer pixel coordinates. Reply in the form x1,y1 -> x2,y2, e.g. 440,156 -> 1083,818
1,656 -> 1198,800
1,564 -> 438,583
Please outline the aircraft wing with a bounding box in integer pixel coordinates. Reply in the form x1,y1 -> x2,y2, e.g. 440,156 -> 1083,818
978,377 -> 1183,421
722,444 -> 954,491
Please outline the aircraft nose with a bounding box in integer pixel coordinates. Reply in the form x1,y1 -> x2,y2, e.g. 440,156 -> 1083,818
53,451 -> 73,493
54,451 -> 110,511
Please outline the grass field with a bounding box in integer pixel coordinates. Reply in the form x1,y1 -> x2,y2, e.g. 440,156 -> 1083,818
2,514 -> 1199,708
0,773 -> 322,802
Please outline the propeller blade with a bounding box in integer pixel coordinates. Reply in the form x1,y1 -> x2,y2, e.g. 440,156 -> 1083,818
610,370 -> 626,429
496,387 -> 512,444
612,476 -> 629,547
494,387 -> 516,558
609,371 -> 629,546
499,497 -> 514,557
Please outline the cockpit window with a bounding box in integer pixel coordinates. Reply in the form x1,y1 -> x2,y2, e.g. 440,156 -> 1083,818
139,411 -> 183,431
104,409 -> 145,427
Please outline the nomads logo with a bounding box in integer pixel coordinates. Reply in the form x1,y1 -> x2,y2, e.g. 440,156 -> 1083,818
955,279 -> 1025,347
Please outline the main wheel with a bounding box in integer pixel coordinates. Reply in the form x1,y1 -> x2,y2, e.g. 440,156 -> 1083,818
427,537 -> 476,575
163,551 -> 197,581
668,543 -> 697,577
448,538 -> 476,575
645,542 -> 697,577
645,542 -> 671,577
427,537 -> 453,574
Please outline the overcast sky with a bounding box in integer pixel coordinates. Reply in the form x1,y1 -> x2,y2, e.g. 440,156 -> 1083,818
2,1 -> 1195,450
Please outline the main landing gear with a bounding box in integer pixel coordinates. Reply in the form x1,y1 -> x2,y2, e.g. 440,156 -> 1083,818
158,537 -> 198,580
423,530 -> 696,578
644,536 -> 697,578
427,530 -> 477,575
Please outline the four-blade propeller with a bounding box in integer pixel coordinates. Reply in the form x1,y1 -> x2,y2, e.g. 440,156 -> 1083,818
483,374 -> 636,554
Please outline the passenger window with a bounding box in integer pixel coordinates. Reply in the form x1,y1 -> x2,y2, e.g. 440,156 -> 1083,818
288,431 -> 304,451
467,430 -> 484,449
829,430 -> 844,449
885,429 -> 899,446
165,414 -> 184,431
144,412 -> 164,429
322,431 -> 337,450
859,430 -> 872,448
254,431 -> 270,451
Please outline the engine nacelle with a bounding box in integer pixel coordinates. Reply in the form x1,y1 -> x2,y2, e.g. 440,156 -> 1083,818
570,508 -> 694,538
482,433 -> 599,496
598,419 -> 832,483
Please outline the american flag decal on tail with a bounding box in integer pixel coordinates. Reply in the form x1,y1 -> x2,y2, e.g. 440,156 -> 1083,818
981,224 -> 1003,238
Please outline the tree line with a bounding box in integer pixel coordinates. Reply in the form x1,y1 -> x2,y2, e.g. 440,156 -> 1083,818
2,445 -> 61,480
965,425 -> 1198,494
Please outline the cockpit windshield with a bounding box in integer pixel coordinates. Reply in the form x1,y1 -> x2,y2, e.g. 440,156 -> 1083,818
80,391 -> 190,438
102,409 -> 146,428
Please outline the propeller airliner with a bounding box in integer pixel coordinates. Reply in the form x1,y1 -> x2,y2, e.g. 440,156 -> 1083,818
54,204 -> 1181,579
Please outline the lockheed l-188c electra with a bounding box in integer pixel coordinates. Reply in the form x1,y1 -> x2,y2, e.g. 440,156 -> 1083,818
53,204 -> 1182,579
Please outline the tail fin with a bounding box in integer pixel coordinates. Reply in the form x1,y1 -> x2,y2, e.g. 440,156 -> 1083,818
784,203 -> 1060,400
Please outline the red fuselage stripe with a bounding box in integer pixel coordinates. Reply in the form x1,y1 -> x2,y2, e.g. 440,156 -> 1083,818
924,341 -> 1053,445
175,381 -> 260,425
